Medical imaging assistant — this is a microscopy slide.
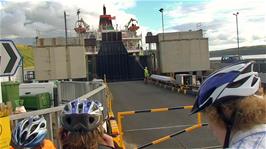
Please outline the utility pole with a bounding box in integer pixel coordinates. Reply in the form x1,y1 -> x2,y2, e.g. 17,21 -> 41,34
159,8 -> 165,40
77,9 -> 80,21
21,56 -> 24,83
64,11 -> 71,80
233,12 -> 240,56
64,11 -> 68,48
0,55 -> 2,103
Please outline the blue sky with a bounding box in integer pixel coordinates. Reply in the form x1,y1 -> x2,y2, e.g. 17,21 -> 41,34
125,1 -> 168,31
0,0 -> 265,50
125,0 -> 209,31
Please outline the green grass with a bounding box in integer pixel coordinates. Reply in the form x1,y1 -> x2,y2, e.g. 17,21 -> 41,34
16,44 -> 34,68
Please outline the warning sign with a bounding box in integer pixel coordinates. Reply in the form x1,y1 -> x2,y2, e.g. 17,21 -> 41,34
0,116 -> 11,149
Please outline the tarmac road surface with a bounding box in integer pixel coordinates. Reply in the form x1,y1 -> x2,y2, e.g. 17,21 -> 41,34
109,81 -> 221,149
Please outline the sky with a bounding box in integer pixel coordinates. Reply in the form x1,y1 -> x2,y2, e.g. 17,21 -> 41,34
0,0 -> 265,51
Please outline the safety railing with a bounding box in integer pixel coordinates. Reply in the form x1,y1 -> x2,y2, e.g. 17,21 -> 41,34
117,106 -> 205,149
58,81 -> 103,104
9,82 -> 107,149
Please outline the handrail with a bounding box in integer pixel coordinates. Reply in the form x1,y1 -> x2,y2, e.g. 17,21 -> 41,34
10,84 -> 106,120
10,106 -> 63,120
9,82 -> 107,149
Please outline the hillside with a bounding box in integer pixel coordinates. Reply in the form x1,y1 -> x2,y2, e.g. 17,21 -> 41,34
16,44 -> 34,68
210,45 -> 266,57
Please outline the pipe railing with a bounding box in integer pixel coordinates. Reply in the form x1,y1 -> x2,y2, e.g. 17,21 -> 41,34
10,82 -> 106,149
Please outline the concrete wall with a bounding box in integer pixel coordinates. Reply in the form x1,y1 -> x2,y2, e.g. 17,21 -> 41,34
158,30 -> 203,41
158,30 -> 210,73
34,46 -> 86,80
34,47 -> 68,80
37,37 -> 84,47
69,46 -> 86,79
34,47 -> 52,80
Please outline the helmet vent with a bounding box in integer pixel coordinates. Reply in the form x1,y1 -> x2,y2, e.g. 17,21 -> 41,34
227,77 -> 249,88
87,102 -> 91,107
25,133 -> 38,144
241,64 -> 252,74
21,131 -> 27,143
92,105 -> 98,111
16,128 -> 21,141
40,123 -> 45,128
78,104 -> 83,113
64,105 -> 70,112
89,117 -> 95,124
30,124 -> 38,132
251,77 -> 258,86
23,121 -> 29,130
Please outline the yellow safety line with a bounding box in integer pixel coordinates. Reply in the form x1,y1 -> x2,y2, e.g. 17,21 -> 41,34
185,124 -> 201,132
119,111 -> 135,116
152,136 -> 171,144
151,108 -> 168,112
183,105 -> 193,109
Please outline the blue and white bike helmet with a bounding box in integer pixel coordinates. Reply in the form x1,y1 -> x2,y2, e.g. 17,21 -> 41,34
191,61 -> 261,148
60,99 -> 104,132
191,61 -> 260,114
12,116 -> 47,148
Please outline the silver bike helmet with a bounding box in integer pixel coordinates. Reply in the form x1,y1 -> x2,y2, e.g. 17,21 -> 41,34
60,99 -> 104,132
12,115 -> 47,148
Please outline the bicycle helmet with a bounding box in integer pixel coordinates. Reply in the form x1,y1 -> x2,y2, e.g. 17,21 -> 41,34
60,99 -> 104,132
191,61 -> 260,114
12,115 -> 47,148
191,61 -> 261,148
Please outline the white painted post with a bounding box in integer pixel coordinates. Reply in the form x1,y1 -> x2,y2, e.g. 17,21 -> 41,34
0,80 -> 2,103
0,54 -> 2,103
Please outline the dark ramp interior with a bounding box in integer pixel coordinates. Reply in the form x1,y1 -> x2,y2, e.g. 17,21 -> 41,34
97,32 -> 148,81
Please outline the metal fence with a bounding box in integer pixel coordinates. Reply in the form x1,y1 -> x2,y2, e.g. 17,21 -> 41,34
10,81 -> 107,149
58,81 -> 103,103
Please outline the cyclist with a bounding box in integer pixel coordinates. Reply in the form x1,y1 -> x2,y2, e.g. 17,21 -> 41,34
59,99 -> 116,149
12,115 -> 56,149
191,61 -> 266,148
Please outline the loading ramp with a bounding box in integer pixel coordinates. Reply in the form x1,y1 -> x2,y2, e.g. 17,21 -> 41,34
109,81 -> 220,148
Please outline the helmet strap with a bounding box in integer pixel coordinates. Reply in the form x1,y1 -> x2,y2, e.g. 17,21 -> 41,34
216,106 -> 238,148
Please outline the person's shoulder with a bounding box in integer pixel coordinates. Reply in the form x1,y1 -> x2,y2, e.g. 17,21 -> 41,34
42,139 -> 56,149
231,128 -> 266,149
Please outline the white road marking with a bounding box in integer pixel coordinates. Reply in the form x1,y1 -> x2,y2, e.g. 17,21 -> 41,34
125,124 -> 192,132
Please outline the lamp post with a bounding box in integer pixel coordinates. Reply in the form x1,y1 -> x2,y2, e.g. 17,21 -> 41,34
159,8 -> 165,40
233,12 -> 240,56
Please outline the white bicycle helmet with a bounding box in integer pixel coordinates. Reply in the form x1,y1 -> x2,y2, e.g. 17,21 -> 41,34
60,99 -> 104,132
191,61 -> 260,114
191,61 -> 261,148
12,115 -> 47,148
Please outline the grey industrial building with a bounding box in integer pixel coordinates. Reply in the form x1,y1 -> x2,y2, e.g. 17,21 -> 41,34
146,30 -> 210,74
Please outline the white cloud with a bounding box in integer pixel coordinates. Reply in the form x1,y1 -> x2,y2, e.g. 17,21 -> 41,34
165,0 -> 266,50
1,0 -> 265,51
0,0 -> 137,38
